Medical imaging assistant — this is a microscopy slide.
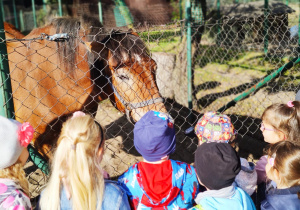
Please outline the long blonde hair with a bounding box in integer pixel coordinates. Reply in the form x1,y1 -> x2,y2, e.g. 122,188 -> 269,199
0,161 -> 29,196
39,114 -> 105,210
267,141 -> 300,198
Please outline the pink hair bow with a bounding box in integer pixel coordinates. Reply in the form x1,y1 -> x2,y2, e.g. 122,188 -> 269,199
18,122 -> 34,147
72,111 -> 86,119
287,101 -> 294,108
268,154 -> 276,167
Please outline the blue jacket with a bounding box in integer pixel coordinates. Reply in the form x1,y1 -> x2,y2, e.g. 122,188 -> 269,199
118,159 -> 199,209
193,186 -> 256,210
38,180 -> 130,210
261,185 -> 300,210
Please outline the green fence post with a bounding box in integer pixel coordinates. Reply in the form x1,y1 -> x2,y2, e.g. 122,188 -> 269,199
12,0 -> 19,29
31,0 -> 37,28
114,0 -> 134,28
185,0 -> 193,119
98,0 -> 103,23
0,0 -> 5,22
58,0 -> 63,17
298,1 -> 300,52
216,0 -> 221,45
43,0 -> 47,13
19,10 -> 24,32
264,0 -> 269,55
0,9 -> 15,119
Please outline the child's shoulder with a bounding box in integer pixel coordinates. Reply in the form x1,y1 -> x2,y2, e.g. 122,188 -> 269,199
0,179 -> 31,210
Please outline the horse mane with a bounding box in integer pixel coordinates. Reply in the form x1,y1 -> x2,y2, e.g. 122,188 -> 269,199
101,31 -> 150,66
43,16 -> 149,75
50,15 -> 103,75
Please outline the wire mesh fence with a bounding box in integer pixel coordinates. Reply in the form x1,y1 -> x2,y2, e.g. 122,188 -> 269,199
0,0 -> 300,208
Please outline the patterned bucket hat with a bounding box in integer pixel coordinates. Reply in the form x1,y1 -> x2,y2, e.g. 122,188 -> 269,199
194,111 -> 236,144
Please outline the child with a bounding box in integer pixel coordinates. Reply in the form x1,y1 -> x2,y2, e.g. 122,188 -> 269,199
194,111 -> 257,196
256,101 -> 300,184
261,141 -> 300,210
191,142 -> 256,210
118,111 -> 199,209
38,111 -> 130,210
0,116 -> 34,210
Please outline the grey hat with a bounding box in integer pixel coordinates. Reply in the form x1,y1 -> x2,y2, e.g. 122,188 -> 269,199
0,116 -> 24,169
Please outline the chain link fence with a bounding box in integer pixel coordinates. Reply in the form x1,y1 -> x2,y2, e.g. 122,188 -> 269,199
0,0 -> 300,208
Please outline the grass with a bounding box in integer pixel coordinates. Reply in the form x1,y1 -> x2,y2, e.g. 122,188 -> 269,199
146,36 -> 182,53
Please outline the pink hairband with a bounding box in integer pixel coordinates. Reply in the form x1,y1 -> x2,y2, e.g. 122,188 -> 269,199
287,101 -> 294,108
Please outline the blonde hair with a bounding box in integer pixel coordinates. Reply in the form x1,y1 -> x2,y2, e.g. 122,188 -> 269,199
0,161 -> 29,196
39,114 -> 105,210
262,101 -> 300,144
267,141 -> 300,198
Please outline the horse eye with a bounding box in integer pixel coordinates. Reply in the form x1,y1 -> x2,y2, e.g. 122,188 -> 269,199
117,74 -> 129,81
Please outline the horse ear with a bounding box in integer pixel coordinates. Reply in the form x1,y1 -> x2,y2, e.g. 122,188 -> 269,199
90,42 -> 105,53
82,41 -> 105,54
128,28 -> 139,37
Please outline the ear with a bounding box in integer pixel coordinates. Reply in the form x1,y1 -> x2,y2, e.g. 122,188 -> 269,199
97,145 -> 104,158
273,168 -> 281,180
277,131 -> 286,141
128,28 -> 139,37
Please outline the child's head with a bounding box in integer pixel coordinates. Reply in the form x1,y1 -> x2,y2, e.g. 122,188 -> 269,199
194,142 -> 241,190
266,141 -> 300,189
0,116 -> 34,169
41,111 -> 105,210
194,112 -> 236,145
261,101 -> 300,144
134,111 -> 176,162
0,116 -> 34,195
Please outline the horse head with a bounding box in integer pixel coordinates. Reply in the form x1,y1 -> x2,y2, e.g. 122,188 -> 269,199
91,30 -> 167,122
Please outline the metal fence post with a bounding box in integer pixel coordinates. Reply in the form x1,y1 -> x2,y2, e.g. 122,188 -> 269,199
19,10 -> 24,32
98,0 -> 103,23
114,0 -> 134,28
31,0 -> 37,28
216,0 -> 221,45
43,0 -> 47,13
0,9 -> 15,119
58,0 -> 63,17
185,0 -> 193,119
298,1 -> 300,52
264,0 -> 269,55
0,0 -> 5,22
12,0 -> 19,29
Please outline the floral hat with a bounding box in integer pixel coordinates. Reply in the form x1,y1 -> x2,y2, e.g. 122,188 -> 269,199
194,111 -> 236,144
0,116 -> 34,169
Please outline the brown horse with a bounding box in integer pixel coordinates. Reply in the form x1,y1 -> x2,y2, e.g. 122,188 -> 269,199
5,16 -> 166,157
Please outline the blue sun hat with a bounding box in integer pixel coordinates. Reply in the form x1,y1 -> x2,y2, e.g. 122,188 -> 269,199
134,111 -> 176,162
